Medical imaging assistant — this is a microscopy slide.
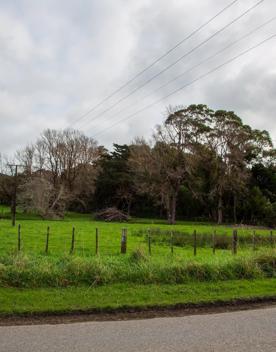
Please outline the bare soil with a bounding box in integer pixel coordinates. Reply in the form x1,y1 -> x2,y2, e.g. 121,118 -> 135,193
1,297 -> 276,326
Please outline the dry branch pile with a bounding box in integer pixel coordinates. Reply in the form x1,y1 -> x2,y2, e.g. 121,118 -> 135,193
95,207 -> 129,222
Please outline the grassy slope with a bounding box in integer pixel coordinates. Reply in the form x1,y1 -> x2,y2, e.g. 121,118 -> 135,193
0,279 -> 275,315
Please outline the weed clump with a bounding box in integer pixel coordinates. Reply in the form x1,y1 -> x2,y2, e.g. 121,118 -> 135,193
129,249 -> 148,264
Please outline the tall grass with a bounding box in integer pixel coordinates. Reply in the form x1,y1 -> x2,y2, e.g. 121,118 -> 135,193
133,228 -> 275,249
0,250 -> 275,288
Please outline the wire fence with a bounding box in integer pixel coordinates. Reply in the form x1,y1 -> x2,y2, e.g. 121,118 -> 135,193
0,224 -> 274,257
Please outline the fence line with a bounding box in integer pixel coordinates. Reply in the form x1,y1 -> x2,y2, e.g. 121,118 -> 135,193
0,224 -> 274,256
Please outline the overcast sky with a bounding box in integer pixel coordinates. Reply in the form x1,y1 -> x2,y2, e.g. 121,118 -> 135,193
0,0 -> 275,155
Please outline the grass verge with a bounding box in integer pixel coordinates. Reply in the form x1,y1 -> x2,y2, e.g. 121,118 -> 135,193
0,250 -> 275,287
0,279 -> 275,315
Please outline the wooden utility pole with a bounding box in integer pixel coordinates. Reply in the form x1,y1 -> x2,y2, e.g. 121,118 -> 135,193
8,164 -> 23,227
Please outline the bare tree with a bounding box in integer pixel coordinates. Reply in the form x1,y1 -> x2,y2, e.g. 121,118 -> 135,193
18,176 -> 68,219
15,145 -> 35,176
16,129 -> 103,214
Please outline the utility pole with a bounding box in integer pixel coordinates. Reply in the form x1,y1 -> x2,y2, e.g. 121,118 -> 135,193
8,164 -> 23,227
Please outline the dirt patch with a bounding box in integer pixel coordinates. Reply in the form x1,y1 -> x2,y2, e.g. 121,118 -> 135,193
1,297 -> 276,326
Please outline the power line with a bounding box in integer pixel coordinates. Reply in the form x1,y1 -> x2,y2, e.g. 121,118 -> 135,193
80,16 -> 275,131
90,34 -> 276,139
75,0 -> 264,129
69,0 -> 240,128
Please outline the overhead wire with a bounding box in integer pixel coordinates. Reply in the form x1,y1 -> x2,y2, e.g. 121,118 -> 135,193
90,34 -> 276,139
74,0 -> 264,129
79,16 -> 275,131
69,0 -> 241,128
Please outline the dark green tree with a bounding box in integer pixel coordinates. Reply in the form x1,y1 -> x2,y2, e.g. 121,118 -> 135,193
94,144 -> 134,214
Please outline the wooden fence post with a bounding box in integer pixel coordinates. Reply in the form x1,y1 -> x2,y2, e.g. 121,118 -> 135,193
252,230 -> 256,251
70,227 -> 75,254
148,229 -> 151,256
212,230 -> 216,255
193,230 -> 197,256
121,228 -> 127,254
171,231 -> 174,255
17,224 -> 21,252
232,230 -> 238,255
270,231 -> 274,248
45,226 -> 50,254
96,228 -> 99,255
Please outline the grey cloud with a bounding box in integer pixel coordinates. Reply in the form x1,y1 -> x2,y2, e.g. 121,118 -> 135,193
0,0 -> 275,155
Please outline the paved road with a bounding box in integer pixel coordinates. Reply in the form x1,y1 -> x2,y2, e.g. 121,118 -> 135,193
0,307 -> 276,352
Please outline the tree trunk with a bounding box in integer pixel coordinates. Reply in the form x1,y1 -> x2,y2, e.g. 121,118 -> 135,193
127,199 -> 132,216
233,193 -> 237,224
217,190 -> 223,225
167,205 -> 172,225
159,206 -> 163,219
167,194 -> 177,225
171,194 -> 177,225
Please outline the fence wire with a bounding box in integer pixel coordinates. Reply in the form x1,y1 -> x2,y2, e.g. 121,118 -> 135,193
0,223 -> 274,257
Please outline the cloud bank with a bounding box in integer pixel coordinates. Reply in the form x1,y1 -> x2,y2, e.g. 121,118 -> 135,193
0,0 -> 275,154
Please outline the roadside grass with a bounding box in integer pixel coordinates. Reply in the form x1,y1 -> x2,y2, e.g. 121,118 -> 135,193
0,279 -> 275,315
0,250 -> 275,288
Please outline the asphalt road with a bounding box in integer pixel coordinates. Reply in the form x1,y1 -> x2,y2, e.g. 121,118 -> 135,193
0,307 -> 276,352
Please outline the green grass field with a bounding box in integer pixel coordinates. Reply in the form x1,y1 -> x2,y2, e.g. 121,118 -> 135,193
0,204 -> 274,257
0,205 -> 275,316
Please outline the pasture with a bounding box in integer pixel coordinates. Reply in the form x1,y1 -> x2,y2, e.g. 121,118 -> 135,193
0,205 -> 274,258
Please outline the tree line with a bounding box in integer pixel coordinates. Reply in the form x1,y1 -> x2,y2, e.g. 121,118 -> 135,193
0,104 -> 275,226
